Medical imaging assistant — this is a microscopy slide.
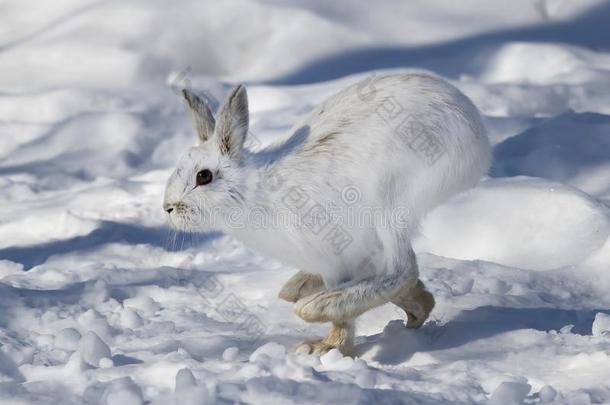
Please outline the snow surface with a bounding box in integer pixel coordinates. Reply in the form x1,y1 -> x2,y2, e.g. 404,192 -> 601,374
1,0 -> 610,403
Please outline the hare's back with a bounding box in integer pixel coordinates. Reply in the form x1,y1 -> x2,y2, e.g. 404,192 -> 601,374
291,73 -> 490,205
301,72 -> 486,150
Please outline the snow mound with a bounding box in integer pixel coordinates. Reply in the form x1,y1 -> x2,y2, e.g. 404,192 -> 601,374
415,176 -> 610,271
539,385 -> 558,403
482,42 -> 610,85
489,381 -> 531,405
78,331 -> 111,368
102,377 -> 143,405
54,328 -> 81,351
3,112 -> 142,179
222,346 -> 239,362
175,368 -> 197,392
0,211 -> 98,250
592,312 -> 610,337
492,112 -> 610,198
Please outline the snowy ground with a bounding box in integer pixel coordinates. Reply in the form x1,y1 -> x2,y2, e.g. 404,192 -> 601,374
1,1 -> 610,403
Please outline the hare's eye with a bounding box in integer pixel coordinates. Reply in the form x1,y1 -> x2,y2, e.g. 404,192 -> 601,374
196,169 -> 213,186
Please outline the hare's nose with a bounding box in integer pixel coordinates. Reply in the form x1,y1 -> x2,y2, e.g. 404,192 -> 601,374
163,203 -> 174,214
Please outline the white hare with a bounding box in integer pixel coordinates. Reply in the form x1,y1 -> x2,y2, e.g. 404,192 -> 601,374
164,73 -> 491,355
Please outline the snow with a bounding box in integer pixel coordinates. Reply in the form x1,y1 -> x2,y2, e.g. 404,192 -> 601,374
488,381 -> 531,405
78,331 -> 111,368
174,368 -> 197,392
539,385 -> 558,403
592,313 -> 610,337
1,0 -> 610,404
414,177 -> 610,270
222,346 -> 239,362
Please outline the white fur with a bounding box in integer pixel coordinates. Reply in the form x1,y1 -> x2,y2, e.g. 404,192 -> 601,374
164,73 -> 490,327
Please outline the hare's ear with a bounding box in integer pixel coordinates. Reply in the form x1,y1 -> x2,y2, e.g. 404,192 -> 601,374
215,85 -> 248,160
182,89 -> 215,143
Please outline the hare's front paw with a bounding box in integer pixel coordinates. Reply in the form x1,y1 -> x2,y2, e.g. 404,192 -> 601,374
294,291 -> 344,323
278,271 -> 325,303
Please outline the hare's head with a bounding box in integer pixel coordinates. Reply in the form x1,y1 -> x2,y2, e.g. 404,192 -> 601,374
163,85 -> 249,231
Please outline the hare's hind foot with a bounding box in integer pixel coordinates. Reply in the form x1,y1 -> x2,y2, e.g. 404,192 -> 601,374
278,271 -> 325,303
391,279 -> 435,329
294,322 -> 354,356
294,290 -> 348,323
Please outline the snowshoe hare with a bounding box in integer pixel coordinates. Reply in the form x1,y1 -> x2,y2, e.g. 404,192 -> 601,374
164,73 -> 491,355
